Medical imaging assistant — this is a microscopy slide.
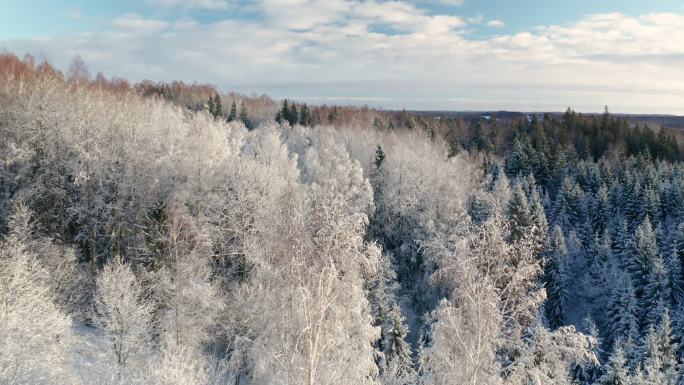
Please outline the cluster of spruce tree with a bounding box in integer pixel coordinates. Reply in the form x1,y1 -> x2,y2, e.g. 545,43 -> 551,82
275,99 -> 321,127
475,108 -> 680,163
468,110 -> 684,383
206,93 -> 253,129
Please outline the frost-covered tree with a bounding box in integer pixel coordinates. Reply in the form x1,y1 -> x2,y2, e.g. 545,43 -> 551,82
0,206 -> 74,384
595,340 -> 630,385
641,256 -> 670,330
93,257 -> 154,367
529,188 -> 549,250
657,309 -> 679,385
627,217 -> 660,298
592,184 -> 612,235
422,215 -> 546,385
419,297 -> 502,385
153,200 -> 223,354
552,176 -> 584,230
545,226 -> 570,329
640,326 -> 668,385
381,304 -> 413,378
504,324 -> 599,385
508,184 -> 531,242
148,345 -> 227,385
605,273 -> 640,350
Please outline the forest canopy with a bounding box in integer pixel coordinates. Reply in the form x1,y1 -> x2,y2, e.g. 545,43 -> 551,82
1,52 -> 683,385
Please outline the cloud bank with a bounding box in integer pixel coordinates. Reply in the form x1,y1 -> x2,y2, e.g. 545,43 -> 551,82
3,1 -> 684,113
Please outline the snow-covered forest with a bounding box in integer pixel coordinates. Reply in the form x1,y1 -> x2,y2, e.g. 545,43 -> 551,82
2,52 -> 684,385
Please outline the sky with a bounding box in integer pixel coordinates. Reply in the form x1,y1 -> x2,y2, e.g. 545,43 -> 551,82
2,0 -> 684,113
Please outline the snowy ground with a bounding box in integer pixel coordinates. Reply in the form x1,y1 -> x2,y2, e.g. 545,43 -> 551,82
399,293 -> 423,353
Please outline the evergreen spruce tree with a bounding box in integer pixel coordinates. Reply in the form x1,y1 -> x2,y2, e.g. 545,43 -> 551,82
630,366 -> 646,385
658,309 -> 679,385
552,176 -> 583,230
374,145 -> 386,170
279,99 -> 291,125
239,101 -> 251,129
587,233 -> 615,315
641,326 -> 667,385
467,193 -> 493,225
545,226 -> 570,329
643,188 -> 662,226
671,303 -> 684,365
627,217 -> 660,297
611,216 -> 631,266
573,317 -> 602,384
530,117 -> 551,185
446,124 -> 461,157
595,340 -> 630,385
289,103 -> 299,126
213,93 -> 222,118
505,136 -> 531,177
207,94 -> 215,116
641,256 -> 670,330
381,304 -> 413,376
299,103 -> 310,127
605,273 -> 640,349
593,184 -> 611,235
667,247 -> 684,307
367,253 -> 400,335
227,101 -> 237,122
508,184 -> 531,242
529,188 -> 549,251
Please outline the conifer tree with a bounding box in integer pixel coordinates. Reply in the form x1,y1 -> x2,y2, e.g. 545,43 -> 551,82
279,99 -> 290,125
506,136 -> 531,177
529,189 -> 549,251
207,94 -> 215,116
374,144 -> 386,170
605,273 -> 640,349
239,101 -> 251,129
381,304 -> 413,377
289,103 -> 299,126
573,317 -> 602,384
508,184 -> 531,242
666,247 -> 684,307
611,216 -> 631,266
300,103 -> 310,126
587,233 -> 615,315
593,184 -> 611,235
658,309 -> 679,384
446,125 -> 461,157
552,176 -> 584,230
627,217 -> 660,299
545,226 -> 570,329
641,256 -> 670,330
227,101 -> 237,122
641,326 -> 667,385
595,340 -> 630,385
367,252 -> 399,334
643,188 -> 662,226
213,93 -> 222,118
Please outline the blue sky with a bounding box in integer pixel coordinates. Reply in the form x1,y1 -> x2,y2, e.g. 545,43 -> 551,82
4,0 -> 683,38
2,0 -> 684,113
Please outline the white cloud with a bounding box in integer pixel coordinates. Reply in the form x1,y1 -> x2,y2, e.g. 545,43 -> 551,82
467,14 -> 484,24
3,5 -> 684,113
415,0 -> 464,5
144,0 -> 231,10
112,13 -> 168,34
486,19 -> 505,28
